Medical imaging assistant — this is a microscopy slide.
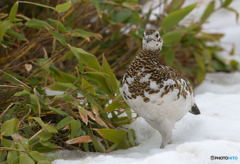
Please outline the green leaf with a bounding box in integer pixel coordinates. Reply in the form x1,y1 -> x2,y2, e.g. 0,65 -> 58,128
14,89 -> 30,96
37,130 -> 53,141
84,71 -> 109,77
222,0 -> 233,7
29,151 -> 50,162
163,29 -> 185,46
37,58 -> 51,71
200,1 -> 215,23
105,100 -> 122,112
194,53 -> 205,70
56,116 -> 73,129
127,129 -> 136,146
92,136 -> 106,152
102,56 -> 119,94
48,107 -> 68,116
71,29 -> 102,40
37,160 -> 52,164
104,96 -> 123,112
211,57 -> 228,71
7,150 -> 19,164
33,117 -> 58,133
19,153 -> 35,164
0,20 -> 12,42
162,4 -> 196,31
167,0 -> 185,12
53,94 -> 74,102
84,73 -> 111,94
48,82 -> 77,91
30,88 -> 41,115
1,118 -> 19,136
9,2 -> 19,22
25,19 -> 52,29
48,18 -> 68,33
96,128 -> 127,144
51,31 -> 67,46
37,141 -> 60,152
1,138 -> 13,147
225,7 -> 239,21
7,29 -> 27,41
49,66 -> 77,83
81,78 -> 96,95
128,11 -> 141,24
111,9 -> 132,23
70,46 -> 101,70
230,59 -> 239,70
0,152 -> 7,162
70,119 -> 82,139
55,1 -> 72,13
196,68 -> 206,84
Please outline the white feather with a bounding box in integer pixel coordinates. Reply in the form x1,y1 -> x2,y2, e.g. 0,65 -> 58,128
140,74 -> 151,83
149,81 -> 159,90
120,78 -> 194,148
126,77 -> 134,84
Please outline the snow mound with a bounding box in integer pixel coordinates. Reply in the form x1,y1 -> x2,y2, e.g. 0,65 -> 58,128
53,72 -> 240,164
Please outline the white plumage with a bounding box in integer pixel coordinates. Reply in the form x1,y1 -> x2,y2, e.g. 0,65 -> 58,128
120,29 -> 200,148
120,78 -> 194,148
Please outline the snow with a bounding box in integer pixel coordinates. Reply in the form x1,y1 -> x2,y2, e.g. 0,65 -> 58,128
201,0 -> 240,61
53,1 -> 240,164
53,72 -> 240,164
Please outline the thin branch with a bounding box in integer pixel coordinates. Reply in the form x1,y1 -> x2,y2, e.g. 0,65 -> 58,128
0,85 -> 20,88
18,1 -> 55,11
0,103 -> 14,119
0,70 -> 31,90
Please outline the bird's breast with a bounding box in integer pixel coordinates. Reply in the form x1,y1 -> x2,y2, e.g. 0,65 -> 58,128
120,69 -> 194,121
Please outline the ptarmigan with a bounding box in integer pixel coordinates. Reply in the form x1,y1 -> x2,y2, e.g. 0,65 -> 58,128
120,29 -> 200,148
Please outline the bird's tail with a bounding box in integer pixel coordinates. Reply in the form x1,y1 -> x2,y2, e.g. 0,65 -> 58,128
189,103 -> 200,115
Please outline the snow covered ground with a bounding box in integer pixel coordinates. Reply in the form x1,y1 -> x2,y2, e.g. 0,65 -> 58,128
53,72 -> 240,164
53,1 -> 240,164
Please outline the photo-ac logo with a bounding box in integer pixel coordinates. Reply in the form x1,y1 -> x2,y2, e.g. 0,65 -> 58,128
210,155 -> 238,160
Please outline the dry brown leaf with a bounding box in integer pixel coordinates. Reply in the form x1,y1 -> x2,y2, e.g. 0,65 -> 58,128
94,115 -> 108,128
66,136 -> 92,144
86,110 -> 95,121
78,106 -> 88,125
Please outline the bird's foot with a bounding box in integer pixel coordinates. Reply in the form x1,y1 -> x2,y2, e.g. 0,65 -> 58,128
160,139 -> 171,149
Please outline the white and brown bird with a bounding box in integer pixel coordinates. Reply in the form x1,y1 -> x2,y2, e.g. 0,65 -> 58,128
120,29 -> 200,148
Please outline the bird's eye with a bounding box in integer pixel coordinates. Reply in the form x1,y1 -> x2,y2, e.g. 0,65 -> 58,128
155,33 -> 159,38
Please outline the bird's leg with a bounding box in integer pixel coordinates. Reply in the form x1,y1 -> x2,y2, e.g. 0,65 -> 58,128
145,118 -> 174,148
158,119 -> 173,149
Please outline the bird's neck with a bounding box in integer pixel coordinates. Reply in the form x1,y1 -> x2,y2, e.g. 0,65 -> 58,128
138,49 -> 160,60
134,49 -> 161,67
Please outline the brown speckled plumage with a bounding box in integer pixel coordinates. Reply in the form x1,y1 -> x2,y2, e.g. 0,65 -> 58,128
121,49 -> 193,103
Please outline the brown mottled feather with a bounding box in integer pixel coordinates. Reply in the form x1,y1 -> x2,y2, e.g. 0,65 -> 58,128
121,50 -> 193,102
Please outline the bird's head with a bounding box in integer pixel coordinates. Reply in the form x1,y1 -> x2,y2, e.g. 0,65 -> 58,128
142,29 -> 163,51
